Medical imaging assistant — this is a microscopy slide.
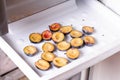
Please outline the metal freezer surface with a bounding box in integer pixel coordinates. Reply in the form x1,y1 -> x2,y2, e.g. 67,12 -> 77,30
1,0 -> 120,80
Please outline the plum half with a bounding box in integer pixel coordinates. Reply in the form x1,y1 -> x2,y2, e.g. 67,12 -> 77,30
23,45 -> 38,56
41,52 -> 56,62
83,36 -> 95,46
70,38 -> 84,48
35,59 -> 50,70
57,41 -> 70,51
60,26 -> 73,34
66,48 -> 80,59
49,23 -> 61,32
70,30 -> 83,38
52,32 -> 65,43
42,30 -> 52,40
82,26 -> 94,34
42,42 -> 55,52
29,33 -> 42,43
53,57 -> 68,67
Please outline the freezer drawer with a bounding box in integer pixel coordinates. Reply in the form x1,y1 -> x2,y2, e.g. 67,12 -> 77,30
1,0 -> 120,80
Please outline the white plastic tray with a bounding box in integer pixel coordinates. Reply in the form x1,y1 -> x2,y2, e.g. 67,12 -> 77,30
1,0 -> 120,80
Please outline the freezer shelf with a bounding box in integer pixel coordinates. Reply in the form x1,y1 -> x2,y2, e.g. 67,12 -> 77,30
1,0 -> 120,80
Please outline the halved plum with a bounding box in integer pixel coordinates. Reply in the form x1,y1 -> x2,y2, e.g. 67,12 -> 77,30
29,33 -> 42,43
42,42 -> 55,52
60,25 -> 73,34
41,52 -> 56,62
52,32 -> 65,43
23,45 -> 38,56
82,26 -> 94,34
70,38 -> 84,48
83,36 -> 95,46
53,57 -> 68,67
70,30 -> 83,38
66,48 -> 80,59
35,59 -> 50,70
42,30 -> 52,40
49,23 -> 61,32
57,41 -> 70,51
